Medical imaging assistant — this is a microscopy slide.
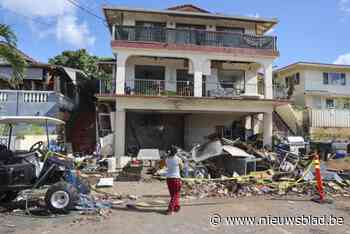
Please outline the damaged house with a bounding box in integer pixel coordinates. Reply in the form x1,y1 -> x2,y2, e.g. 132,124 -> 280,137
97,4 -> 288,167
0,43 -> 86,120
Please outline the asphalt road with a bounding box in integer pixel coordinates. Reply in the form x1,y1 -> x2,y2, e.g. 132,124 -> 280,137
1,181 -> 349,234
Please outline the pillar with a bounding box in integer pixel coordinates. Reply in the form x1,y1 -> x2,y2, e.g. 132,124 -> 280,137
114,107 -> 126,167
115,53 -> 128,95
263,62 -> 273,99
244,69 -> 258,96
263,111 -> 273,146
194,70 -> 203,97
191,58 -> 211,97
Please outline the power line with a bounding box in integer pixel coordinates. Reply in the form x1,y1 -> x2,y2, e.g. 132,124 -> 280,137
65,0 -> 107,24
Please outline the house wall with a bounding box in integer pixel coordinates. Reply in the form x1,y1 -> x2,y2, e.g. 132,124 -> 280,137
0,90 -> 59,117
0,66 -> 44,81
184,113 -> 243,150
304,69 -> 350,95
121,13 -> 257,35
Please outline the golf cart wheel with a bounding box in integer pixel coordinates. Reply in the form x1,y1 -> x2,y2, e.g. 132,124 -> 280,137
45,182 -> 79,213
0,191 -> 19,203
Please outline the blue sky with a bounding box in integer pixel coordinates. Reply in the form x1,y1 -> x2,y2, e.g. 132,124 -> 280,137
1,0 -> 350,68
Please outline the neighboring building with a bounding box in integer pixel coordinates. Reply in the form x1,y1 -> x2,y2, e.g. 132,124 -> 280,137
274,62 -> 350,141
98,4 -> 285,165
0,43 -> 85,121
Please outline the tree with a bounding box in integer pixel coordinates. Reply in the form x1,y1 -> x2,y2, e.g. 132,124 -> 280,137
49,49 -> 100,79
0,24 -> 26,88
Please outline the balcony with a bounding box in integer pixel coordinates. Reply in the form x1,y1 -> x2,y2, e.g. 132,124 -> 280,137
0,90 -> 75,116
114,26 -> 277,51
99,79 -> 265,98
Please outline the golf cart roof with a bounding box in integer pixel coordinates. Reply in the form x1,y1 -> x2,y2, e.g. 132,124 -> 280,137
0,116 -> 65,125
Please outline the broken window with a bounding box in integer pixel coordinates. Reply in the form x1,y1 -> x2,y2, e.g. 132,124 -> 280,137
218,69 -> 245,93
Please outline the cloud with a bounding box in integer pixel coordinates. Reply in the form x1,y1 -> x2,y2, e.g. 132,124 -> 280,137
0,0 -> 95,48
339,0 -> 350,13
56,15 -> 95,47
334,53 -> 350,65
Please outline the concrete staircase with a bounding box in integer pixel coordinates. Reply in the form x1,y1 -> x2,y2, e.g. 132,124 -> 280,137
274,104 -> 303,136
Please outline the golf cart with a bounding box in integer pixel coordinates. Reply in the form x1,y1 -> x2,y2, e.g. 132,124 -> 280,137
0,116 -> 80,213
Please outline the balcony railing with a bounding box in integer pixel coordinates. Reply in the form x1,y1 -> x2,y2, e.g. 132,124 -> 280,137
114,26 -> 277,51
310,109 -> 350,128
273,84 -> 289,99
0,90 -> 75,111
117,79 -> 265,98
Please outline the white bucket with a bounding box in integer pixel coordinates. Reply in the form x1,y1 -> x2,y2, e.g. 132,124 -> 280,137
107,157 -> 116,173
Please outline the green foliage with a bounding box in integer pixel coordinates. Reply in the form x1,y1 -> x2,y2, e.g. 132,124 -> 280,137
15,124 -> 45,137
48,49 -> 99,79
0,24 -> 26,88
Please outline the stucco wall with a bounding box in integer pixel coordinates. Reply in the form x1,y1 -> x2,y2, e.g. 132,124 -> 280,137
304,69 -> 350,95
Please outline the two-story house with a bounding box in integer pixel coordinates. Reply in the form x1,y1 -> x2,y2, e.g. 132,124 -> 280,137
0,43 -> 84,121
274,62 -> 350,141
97,4 -> 285,165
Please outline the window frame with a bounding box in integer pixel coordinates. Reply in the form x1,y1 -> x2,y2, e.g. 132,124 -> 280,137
326,98 -> 335,109
323,72 -> 346,86
134,65 -> 165,81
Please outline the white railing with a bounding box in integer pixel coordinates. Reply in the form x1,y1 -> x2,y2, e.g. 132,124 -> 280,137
273,84 -> 288,99
122,79 -> 265,98
310,109 -> 350,128
0,92 -> 8,102
23,91 -> 51,103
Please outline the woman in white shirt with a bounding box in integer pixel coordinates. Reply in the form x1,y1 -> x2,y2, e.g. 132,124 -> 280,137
165,154 -> 182,215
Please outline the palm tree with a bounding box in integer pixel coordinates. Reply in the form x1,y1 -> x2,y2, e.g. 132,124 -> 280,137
0,24 -> 26,88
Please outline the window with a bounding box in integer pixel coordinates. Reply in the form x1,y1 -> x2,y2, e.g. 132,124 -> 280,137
341,73 -> 346,85
285,73 -> 300,87
326,99 -> 335,109
323,73 -> 329,84
216,27 -> 245,34
323,72 -> 346,85
135,65 -> 165,80
344,102 -> 350,109
294,73 -> 300,85
218,69 -> 245,91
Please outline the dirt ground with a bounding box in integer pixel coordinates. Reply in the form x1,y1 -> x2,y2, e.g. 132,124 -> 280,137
1,180 -> 350,234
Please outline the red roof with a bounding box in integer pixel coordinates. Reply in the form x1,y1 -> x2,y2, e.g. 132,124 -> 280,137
166,4 -> 210,13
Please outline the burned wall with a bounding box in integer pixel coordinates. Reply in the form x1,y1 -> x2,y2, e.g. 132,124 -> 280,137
126,112 -> 185,155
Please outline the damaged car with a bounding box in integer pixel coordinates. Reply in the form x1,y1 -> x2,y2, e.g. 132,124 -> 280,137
0,116 -> 87,213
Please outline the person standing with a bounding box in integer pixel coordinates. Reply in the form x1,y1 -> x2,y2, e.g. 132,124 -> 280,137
165,154 -> 182,215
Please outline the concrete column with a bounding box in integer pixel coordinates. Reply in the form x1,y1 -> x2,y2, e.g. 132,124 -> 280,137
244,69 -> 258,96
194,70 -> 203,97
112,24 -> 115,40
263,111 -> 273,146
263,62 -> 273,99
114,108 -> 126,166
115,53 -> 128,95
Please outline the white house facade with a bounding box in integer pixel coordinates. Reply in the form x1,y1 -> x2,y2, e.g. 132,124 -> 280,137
274,62 -> 350,141
97,4 -> 285,164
